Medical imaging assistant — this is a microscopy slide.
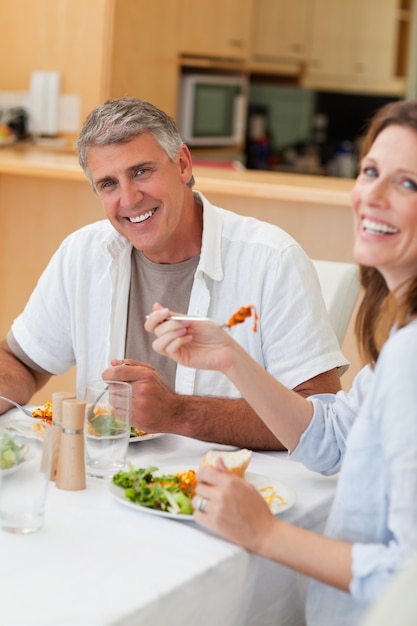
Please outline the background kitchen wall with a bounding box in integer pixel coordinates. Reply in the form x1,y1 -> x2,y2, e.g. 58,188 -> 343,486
248,84 -> 315,151
246,83 -> 398,175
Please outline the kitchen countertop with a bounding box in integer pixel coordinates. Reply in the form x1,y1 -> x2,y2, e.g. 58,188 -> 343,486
0,145 -> 354,207
0,145 -> 84,181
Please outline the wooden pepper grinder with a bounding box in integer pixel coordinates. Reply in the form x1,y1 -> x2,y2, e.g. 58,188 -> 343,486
51,391 -> 75,481
55,399 -> 86,491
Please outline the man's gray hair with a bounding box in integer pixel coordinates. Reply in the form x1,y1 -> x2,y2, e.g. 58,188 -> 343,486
76,97 -> 184,187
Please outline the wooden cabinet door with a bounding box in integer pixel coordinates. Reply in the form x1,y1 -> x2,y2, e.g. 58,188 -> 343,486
177,0 -> 253,61
306,0 -> 355,80
110,0 -> 179,117
352,0 -> 398,82
304,0 -> 403,94
250,0 -> 311,65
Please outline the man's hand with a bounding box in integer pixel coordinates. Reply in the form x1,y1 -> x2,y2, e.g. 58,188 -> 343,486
102,359 -> 182,434
102,358 -> 284,449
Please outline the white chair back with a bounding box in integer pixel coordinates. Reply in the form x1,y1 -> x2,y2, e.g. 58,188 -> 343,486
311,259 -> 360,346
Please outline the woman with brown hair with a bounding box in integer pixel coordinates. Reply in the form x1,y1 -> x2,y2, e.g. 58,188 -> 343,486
145,99 -> 417,626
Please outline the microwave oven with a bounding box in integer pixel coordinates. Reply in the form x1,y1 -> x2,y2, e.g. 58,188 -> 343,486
178,73 -> 248,147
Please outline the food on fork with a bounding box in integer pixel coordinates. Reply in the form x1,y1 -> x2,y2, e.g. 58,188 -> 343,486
226,305 -> 258,331
147,305 -> 258,330
201,448 -> 252,477
32,400 -> 53,424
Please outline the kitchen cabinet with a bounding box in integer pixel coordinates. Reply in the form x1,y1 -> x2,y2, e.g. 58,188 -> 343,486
108,1 -> 179,116
176,0 -> 253,62
248,0 -> 410,95
0,0 -> 111,130
1,0 -> 413,140
0,0 -> 179,134
303,0 -> 406,95
249,0 -> 312,74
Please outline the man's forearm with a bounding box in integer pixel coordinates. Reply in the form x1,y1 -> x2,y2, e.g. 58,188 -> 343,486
0,341 -> 50,414
175,368 -> 341,450
106,360 -> 340,450
176,395 -> 285,450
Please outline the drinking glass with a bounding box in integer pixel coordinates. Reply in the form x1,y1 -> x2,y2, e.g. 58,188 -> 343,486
84,380 -> 132,478
0,420 -> 52,534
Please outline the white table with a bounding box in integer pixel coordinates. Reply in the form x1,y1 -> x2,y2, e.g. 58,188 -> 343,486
0,409 -> 338,626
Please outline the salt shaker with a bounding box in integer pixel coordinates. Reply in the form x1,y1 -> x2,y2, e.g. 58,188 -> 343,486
50,391 -> 75,481
55,399 -> 86,491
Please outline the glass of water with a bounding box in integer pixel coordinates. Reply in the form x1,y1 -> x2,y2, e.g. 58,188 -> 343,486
84,380 -> 132,479
0,420 -> 52,534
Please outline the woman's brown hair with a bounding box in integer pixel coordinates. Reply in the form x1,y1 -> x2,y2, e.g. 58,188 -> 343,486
355,100 -> 417,364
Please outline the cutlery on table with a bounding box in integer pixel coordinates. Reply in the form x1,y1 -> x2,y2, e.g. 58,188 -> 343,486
0,396 -> 33,417
146,314 -> 224,326
146,307 -> 258,331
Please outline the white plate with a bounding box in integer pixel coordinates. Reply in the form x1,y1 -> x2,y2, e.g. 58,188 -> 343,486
247,472 -> 296,514
108,467 -> 296,520
108,480 -> 195,520
8,412 -> 46,439
129,432 -> 164,443
9,411 -> 164,443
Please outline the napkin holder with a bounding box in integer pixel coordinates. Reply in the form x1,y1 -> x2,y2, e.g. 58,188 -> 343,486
56,399 -> 86,491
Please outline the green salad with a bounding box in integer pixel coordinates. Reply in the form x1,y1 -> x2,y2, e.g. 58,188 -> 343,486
88,413 -> 127,436
88,413 -> 144,438
0,433 -> 22,470
113,464 -> 197,514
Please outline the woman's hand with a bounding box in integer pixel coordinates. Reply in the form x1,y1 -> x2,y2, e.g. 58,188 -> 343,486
192,459 -> 277,553
144,303 -> 237,374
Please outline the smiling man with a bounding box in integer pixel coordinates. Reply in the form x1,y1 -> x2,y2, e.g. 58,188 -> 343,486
0,97 -> 347,449
86,133 -> 203,264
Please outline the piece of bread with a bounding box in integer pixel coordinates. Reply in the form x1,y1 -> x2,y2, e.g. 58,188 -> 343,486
201,448 -> 252,478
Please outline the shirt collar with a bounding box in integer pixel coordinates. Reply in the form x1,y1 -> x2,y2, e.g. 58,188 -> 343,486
99,191 -> 224,281
194,191 -> 224,282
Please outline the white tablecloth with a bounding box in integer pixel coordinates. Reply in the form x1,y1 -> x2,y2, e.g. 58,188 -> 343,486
0,409 -> 338,626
